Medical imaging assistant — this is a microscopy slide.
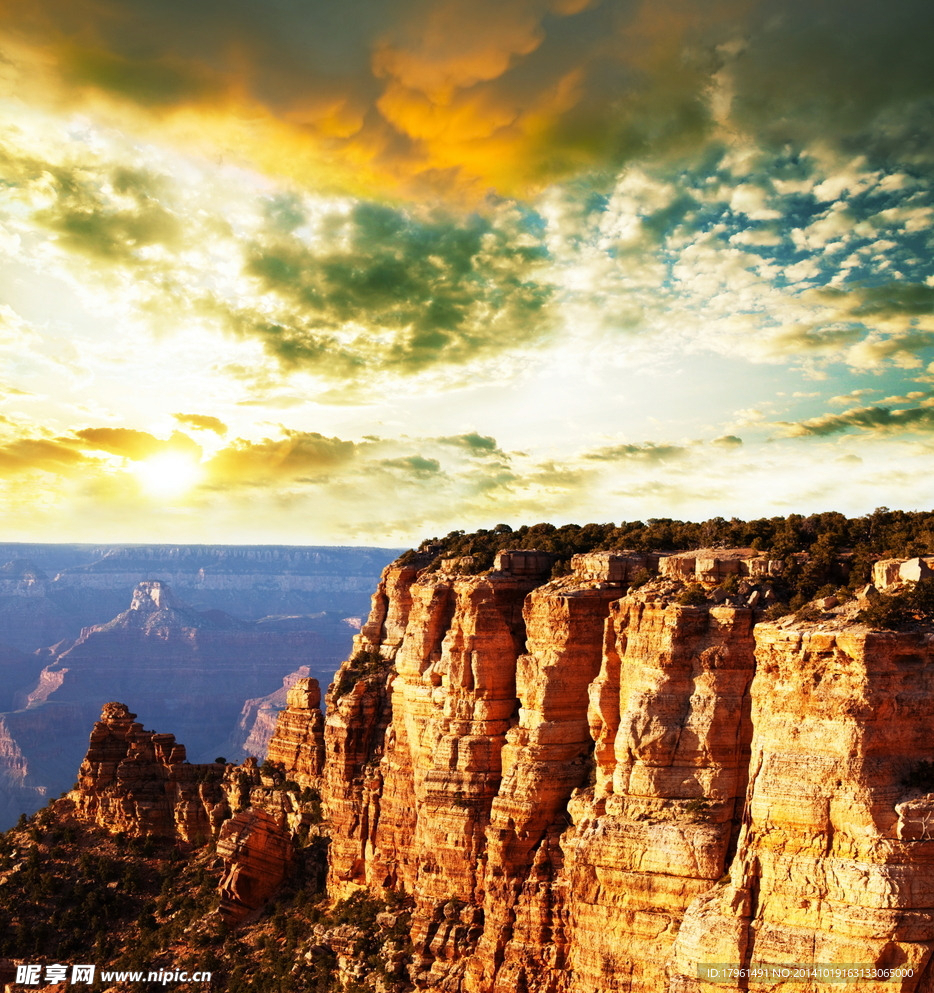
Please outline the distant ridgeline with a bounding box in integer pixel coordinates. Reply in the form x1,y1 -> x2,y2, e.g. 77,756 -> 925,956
402,508 -> 934,608
0,543 -> 405,653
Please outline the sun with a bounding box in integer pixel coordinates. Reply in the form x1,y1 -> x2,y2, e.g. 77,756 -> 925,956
132,451 -> 204,500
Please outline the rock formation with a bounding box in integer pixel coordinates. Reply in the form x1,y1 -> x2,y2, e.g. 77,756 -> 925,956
0,580 -> 344,827
311,550 -> 934,991
265,677 -> 326,788
71,694 -> 327,921
73,702 -> 230,843
53,548 -> 934,989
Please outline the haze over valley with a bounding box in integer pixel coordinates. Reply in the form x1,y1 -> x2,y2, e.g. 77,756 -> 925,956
0,542 -> 400,827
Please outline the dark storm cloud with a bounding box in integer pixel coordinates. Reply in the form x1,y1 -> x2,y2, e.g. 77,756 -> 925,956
59,45 -> 221,107
5,0 -> 932,194
725,2 -> 934,163
239,201 -> 552,375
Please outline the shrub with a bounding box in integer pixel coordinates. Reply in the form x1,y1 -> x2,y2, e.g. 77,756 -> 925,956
859,579 -> 934,630
677,584 -> 707,606
334,649 -> 390,698
629,567 -> 651,589
683,797 -> 710,819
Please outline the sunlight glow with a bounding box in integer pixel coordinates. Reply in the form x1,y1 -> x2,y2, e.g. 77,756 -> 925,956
132,452 -> 204,500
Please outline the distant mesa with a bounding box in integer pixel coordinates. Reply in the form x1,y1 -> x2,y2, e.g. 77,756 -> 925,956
0,578 -> 355,828
129,579 -> 182,612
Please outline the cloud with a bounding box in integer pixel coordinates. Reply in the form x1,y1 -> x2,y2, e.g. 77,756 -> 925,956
173,412 -> 228,435
237,200 -> 552,377
584,441 -> 688,463
846,282 -> 934,318
0,437 -> 95,476
204,431 -> 358,485
59,44 -> 222,108
74,427 -> 199,460
437,432 -> 500,455
5,0 -> 929,199
778,404 -> 934,438
33,163 -> 182,265
828,388 -> 880,406
380,455 -> 441,475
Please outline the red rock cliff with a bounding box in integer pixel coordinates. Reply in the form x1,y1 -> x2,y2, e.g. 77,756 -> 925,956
315,553 -> 934,992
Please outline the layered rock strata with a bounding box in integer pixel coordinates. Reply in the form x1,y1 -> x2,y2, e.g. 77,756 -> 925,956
669,618 -> 934,991
317,551 -> 934,992
73,702 -> 231,843
234,666 -> 312,761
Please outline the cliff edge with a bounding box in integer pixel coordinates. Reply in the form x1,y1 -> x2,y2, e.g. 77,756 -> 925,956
46,547 -> 934,991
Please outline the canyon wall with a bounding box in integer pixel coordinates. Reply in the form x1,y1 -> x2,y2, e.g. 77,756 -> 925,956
56,549 -> 934,990
316,552 -> 934,992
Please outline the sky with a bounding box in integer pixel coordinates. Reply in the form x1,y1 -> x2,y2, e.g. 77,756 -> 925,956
0,0 -> 932,545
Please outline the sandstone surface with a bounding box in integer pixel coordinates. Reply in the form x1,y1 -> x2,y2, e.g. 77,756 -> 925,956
43,547 -> 934,991
73,702 -> 231,843
669,618 -> 934,992
309,553 -> 934,991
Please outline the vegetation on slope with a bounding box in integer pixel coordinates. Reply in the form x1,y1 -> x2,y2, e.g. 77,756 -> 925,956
399,508 -> 934,608
0,800 -> 412,993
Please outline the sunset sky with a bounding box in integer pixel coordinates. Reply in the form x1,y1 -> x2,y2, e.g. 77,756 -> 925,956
0,0 -> 931,544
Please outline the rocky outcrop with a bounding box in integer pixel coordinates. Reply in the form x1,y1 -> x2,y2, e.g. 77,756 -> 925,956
571,550 -> 659,581
73,702 -> 231,843
265,677 -> 326,787
69,701 -> 317,922
0,581 -> 344,827
658,548 -> 783,582
872,556 -> 934,589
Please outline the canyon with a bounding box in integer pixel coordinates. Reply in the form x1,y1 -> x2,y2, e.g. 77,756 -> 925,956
44,545 -> 934,991
0,543 -> 400,829
0,543 -> 400,653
